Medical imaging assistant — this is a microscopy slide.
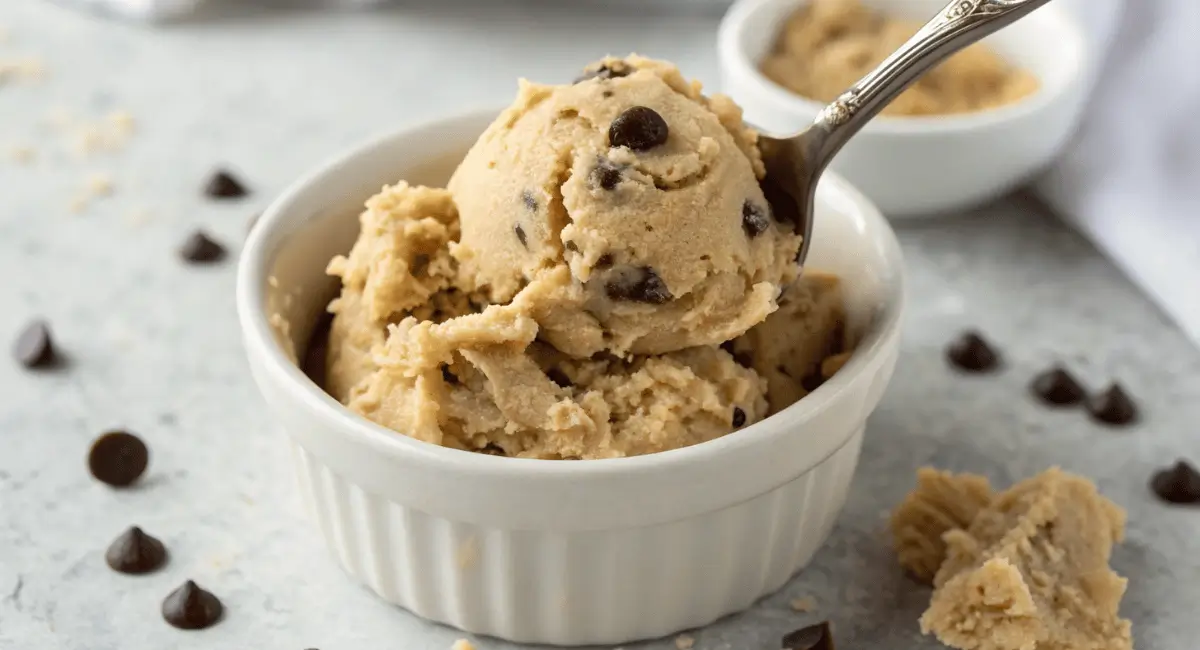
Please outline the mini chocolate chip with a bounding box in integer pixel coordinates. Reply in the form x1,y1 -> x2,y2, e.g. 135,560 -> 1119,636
162,580 -> 223,630
203,169 -> 248,199
602,90 -> 614,98
1088,383 -> 1137,426
605,266 -> 672,304
521,190 -> 538,212
179,230 -> 226,264
782,621 -> 834,650
441,365 -> 459,385
574,62 -> 632,83
732,407 -> 746,428
12,319 -> 57,369
609,106 -> 669,151
591,159 -> 623,190
514,224 -> 527,248
410,253 -> 430,275
546,368 -> 573,388
88,431 -> 149,487
742,200 -> 769,237
106,526 -> 168,574
595,253 -> 614,269
1030,366 -> 1086,406
946,331 -> 1000,372
565,241 -> 579,252
1150,460 -> 1200,504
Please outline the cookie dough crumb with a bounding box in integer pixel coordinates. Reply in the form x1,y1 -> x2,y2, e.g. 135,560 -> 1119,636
674,634 -> 695,649
69,194 -> 90,214
760,0 -> 1038,117
790,595 -> 817,612
87,173 -> 114,197
7,145 -> 35,164
919,468 -> 1132,650
451,640 -> 476,650
0,57 -> 45,83
890,468 -> 994,583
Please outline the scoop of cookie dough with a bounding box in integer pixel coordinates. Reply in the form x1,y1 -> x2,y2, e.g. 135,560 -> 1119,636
920,468 -> 1132,650
449,55 -> 802,357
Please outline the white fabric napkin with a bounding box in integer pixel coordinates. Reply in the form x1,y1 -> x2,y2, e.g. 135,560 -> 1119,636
1040,0 -> 1200,347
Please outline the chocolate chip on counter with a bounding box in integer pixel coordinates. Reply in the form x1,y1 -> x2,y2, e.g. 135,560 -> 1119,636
1087,383 -> 1138,426
203,169 -> 249,199
732,407 -> 747,428
441,364 -> 459,385
88,431 -> 149,487
162,580 -> 223,630
609,106 -> 669,151
1030,366 -> 1086,406
782,621 -> 834,650
742,200 -> 770,237
545,368 -> 573,388
591,159 -> 623,190
574,62 -> 632,83
595,253 -> 614,269
605,266 -> 672,304
179,230 -> 227,264
945,331 -> 1000,373
105,526 -> 168,574
521,190 -> 538,212
1150,460 -> 1200,504
12,319 -> 57,369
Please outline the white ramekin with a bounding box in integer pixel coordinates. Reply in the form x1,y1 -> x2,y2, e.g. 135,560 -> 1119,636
719,0 -> 1090,217
236,108 -> 905,645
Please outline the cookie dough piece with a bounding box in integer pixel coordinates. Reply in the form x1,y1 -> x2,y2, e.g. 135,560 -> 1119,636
890,468 -> 995,584
920,468 -> 1132,650
449,55 -> 801,357
727,270 -> 848,413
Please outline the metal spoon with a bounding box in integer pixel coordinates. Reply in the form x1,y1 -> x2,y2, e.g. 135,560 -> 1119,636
760,0 -> 1055,264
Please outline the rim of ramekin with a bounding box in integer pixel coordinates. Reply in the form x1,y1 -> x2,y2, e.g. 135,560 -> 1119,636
717,0 -> 1088,136
236,108 -> 905,486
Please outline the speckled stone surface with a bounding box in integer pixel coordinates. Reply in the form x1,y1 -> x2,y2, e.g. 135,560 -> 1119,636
1,3 -> 1197,649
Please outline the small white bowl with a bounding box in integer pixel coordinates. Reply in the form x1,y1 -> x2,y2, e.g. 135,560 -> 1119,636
719,0 -> 1090,217
236,108 -> 905,645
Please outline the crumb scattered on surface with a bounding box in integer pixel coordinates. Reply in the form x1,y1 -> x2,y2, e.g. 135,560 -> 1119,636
790,596 -> 817,612
87,173 -> 113,196
6,145 -> 34,164
0,57 -> 45,83
760,0 -> 1038,117
451,639 -> 476,650
674,634 -> 695,650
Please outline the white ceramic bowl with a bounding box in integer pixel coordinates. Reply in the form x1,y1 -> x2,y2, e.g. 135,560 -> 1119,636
719,0 -> 1090,217
236,108 -> 905,645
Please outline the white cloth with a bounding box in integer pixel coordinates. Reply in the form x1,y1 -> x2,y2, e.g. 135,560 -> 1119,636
1040,0 -> 1200,346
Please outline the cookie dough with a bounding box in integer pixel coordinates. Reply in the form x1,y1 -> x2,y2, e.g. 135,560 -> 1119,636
450,55 -> 802,357
913,468 -> 1133,650
760,0 -> 1039,117
890,468 -> 995,584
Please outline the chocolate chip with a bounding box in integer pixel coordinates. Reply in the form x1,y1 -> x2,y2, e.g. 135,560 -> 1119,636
546,368 -> 573,388
1030,366 -> 1086,406
514,224 -> 528,249
575,62 -> 632,83
179,231 -> 226,264
441,364 -> 459,385
602,90 -> 614,98
88,431 -> 149,487
609,106 -> 669,151
591,159 -> 623,190
1088,383 -> 1137,426
410,253 -> 430,275
301,312 -> 333,389
203,169 -> 248,199
1150,460 -> 1200,504
605,266 -> 672,304
12,319 -> 57,369
162,580 -> 223,630
521,190 -> 538,212
565,241 -> 579,253
595,253 -> 614,269
945,331 -> 1000,373
742,200 -> 769,237
782,622 -> 834,650
732,407 -> 746,428
105,526 -> 168,574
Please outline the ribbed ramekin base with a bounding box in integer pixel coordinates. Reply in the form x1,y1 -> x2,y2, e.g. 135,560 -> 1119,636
291,426 -> 863,646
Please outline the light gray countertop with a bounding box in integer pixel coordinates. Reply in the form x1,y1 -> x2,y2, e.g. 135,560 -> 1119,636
1,3 -> 1197,649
